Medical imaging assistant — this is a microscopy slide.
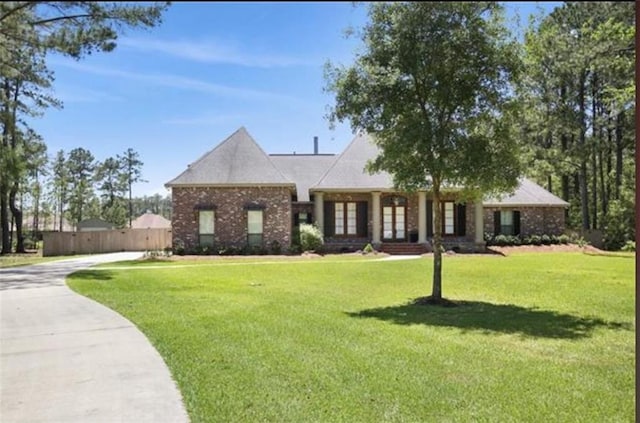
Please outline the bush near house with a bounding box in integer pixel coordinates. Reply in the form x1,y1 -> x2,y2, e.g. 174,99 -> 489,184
299,223 -> 324,252
484,233 -> 574,247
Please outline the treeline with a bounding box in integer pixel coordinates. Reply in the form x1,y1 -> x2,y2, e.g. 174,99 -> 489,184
2,144 -> 172,251
517,1 -> 634,250
0,2 -> 169,254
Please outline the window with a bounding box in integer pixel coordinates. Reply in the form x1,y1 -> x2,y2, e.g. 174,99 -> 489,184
198,210 -> 215,247
335,202 -> 357,235
427,200 -> 466,237
501,211 -> 514,235
444,202 -> 455,235
494,210 -> 520,236
247,210 -> 263,246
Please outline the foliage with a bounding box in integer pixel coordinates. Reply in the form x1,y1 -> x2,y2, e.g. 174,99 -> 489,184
0,2 -> 169,254
620,240 -> 635,252
269,240 -> 282,255
299,223 -> 324,252
68,254 -> 635,422
518,2 -> 635,234
325,2 -> 522,301
363,243 -> 375,254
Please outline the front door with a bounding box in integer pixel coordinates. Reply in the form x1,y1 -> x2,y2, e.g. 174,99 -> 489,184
382,196 -> 406,241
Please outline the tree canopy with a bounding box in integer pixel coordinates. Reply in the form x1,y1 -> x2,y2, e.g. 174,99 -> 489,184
325,2 -> 523,302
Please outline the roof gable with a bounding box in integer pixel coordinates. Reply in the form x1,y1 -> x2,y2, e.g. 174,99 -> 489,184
313,133 -> 393,190
166,127 -> 292,186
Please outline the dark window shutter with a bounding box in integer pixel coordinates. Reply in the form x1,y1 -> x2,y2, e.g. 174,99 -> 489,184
493,211 -> 501,235
456,204 -> 466,236
357,201 -> 368,237
324,201 -> 334,237
306,213 -> 313,224
294,213 -> 300,227
513,211 -> 521,235
426,200 -> 433,236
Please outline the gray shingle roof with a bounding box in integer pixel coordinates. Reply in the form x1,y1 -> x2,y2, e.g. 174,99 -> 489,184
484,178 -> 569,207
165,127 -> 568,209
165,127 -> 293,187
312,132 -> 394,190
270,154 -> 337,201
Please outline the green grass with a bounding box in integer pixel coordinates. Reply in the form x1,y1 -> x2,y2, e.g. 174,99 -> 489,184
68,253 -> 635,423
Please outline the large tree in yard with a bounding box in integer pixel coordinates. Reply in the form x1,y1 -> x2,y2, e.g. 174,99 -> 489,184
325,2 -> 523,304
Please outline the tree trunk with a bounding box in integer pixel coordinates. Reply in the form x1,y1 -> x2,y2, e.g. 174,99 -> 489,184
1,81 -> 10,254
578,71 -> 590,230
9,183 -> 24,252
431,179 -> 443,301
33,169 -> 40,240
0,186 -> 9,254
614,111 -> 624,200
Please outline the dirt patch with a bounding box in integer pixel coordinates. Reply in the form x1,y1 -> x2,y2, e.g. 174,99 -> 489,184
150,251 -> 387,262
487,244 -> 603,255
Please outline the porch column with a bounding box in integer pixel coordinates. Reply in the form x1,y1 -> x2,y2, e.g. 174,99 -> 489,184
474,200 -> 484,244
314,191 -> 324,235
418,191 -> 426,243
372,191 -> 381,244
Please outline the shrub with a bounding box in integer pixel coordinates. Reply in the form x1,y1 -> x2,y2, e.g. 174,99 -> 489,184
558,234 -> 570,245
363,243 -> 375,254
549,235 -> 560,245
493,234 -> 509,246
288,244 -> 302,255
173,241 -> 185,256
621,240 -> 635,252
300,223 -> 324,252
529,235 -> 542,246
269,240 -> 282,255
541,234 -> 551,245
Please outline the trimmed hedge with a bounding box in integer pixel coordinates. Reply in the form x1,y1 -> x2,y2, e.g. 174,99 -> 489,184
485,233 -> 576,247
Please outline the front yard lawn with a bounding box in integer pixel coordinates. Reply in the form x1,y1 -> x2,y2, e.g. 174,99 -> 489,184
68,253 -> 635,422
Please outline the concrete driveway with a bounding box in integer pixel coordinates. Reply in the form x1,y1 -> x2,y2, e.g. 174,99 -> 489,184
0,253 -> 189,422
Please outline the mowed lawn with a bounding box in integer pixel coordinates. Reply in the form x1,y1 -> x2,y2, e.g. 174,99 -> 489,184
68,253 -> 635,423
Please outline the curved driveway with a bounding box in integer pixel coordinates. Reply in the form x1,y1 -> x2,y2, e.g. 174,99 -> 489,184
0,253 -> 188,423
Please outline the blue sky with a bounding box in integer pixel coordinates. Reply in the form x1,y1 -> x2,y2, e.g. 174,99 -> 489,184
31,2 -> 561,197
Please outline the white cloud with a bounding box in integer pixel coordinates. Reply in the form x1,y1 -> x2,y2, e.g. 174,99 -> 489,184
50,59 -> 303,104
55,86 -> 124,103
118,37 -> 316,68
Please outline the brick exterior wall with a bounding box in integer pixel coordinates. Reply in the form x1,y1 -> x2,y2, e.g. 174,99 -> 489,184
171,186 -> 292,251
483,206 -> 566,236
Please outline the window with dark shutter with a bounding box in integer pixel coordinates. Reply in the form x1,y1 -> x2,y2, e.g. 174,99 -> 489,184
494,211 -> 501,236
456,204 -> 466,236
513,211 -> 521,235
324,201 -> 334,237
357,202 -> 368,237
426,200 -> 433,236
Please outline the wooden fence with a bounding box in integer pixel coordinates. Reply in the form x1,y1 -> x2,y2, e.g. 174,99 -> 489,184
43,228 -> 172,257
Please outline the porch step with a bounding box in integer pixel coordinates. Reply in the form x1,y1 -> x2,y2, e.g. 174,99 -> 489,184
380,243 -> 430,255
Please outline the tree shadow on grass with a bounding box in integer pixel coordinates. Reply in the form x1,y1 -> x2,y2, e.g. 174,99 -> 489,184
67,269 -> 114,281
346,300 -> 632,339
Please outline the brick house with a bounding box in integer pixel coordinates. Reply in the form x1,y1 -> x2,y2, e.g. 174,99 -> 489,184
166,127 -> 568,254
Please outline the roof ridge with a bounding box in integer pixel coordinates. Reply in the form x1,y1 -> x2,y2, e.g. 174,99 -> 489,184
165,127 -> 247,187
312,132 -> 360,188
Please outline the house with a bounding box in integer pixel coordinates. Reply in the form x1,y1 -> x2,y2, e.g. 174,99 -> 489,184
166,127 -> 568,254
76,218 -> 115,232
131,211 -> 171,229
